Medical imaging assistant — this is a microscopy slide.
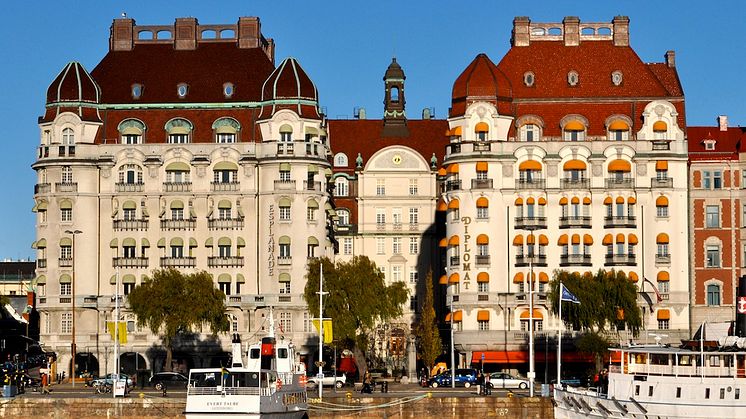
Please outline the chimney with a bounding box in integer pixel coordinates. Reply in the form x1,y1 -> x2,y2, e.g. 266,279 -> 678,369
174,17 -> 198,50
110,18 -> 135,51
563,16 -> 580,46
512,17 -> 531,47
238,17 -> 261,49
612,16 -> 630,46
718,115 -> 728,131
665,50 -> 676,68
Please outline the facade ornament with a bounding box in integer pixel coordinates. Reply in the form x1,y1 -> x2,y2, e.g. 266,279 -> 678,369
356,153 -> 363,169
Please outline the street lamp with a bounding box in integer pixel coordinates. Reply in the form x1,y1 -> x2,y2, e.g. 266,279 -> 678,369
526,228 -> 537,398
65,229 -> 82,387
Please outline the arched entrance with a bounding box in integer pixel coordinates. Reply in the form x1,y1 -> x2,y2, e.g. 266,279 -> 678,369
70,352 -> 99,379
119,352 -> 148,375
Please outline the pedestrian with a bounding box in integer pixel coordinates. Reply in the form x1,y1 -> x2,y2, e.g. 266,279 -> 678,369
41,372 -> 50,395
484,373 -> 491,395
362,371 -> 373,394
477,371 -> 484,395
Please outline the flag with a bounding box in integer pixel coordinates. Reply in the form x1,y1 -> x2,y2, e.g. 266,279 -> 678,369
643,277 -> 663,303
106,321 -> 128,344
312,319 -> 334,343
560,283 -> 581,304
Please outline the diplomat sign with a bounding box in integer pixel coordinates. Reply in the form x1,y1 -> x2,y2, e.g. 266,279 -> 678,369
267,204 -> 275,277
461,216 -> 472,290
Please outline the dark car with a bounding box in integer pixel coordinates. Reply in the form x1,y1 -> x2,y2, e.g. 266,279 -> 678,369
428,368 -> 478,388
149,372 -> 188,390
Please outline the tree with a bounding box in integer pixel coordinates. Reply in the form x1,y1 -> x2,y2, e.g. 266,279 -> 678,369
0,294 -> 9,306
414,270 -> 441,373
127,269 -> 229,370
303,256 -> 408,366
548,269 -> 642,336
576,331 -> 611,372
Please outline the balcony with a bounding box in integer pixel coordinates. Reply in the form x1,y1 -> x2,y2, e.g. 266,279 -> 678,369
471,178 -> 493,189
277,256 -> 292,266
38,146 -> 49,158
274,180 -> 296,190
651,177 -> 673,188
444,180 -> 462,192
163,182 -> 192,192
450,256 -> 460,266
211,181 -> 240,192
514,216 -> 547,230
208,256 -> 244,268
559,216 -> 591,228
34,183 -> 51,194
560,254 -> 592,266
276,142 -> 294,155
475,255 -> 490,266
113,257 -> 149,268
113,219 -> 149,231
59,297 -> 72,304
160,257 -> 196,268
57,145 -> 75,157
655,254 -> 671,265
55,182 -> 78,193
208,218 -> 244,230
651,140 -> 671,151
560,178 -> 590,189
515,254 -> 547,267
160,219 -> 196,230
303,181 -> 322,191
605,254 -> 637,266
37,259 -> 47,268
58,257 -> 73,267
516,178 -> 546,190
605,177 -> 635,189
115,182 -> 144,193
604,215 -> 637,228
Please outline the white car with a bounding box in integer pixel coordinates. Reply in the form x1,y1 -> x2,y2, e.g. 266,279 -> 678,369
307,372 -> 346,389
488,372 -> 529,389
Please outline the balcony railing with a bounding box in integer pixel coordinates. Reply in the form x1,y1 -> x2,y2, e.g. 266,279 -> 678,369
560,178 -> 590,189
471,178 -> 493,189
560,254 -> 592,266
514,216 -> 547,230
605,254 -> 637,266
445,180 -> 462,192
55,182 -> 78,193
559,216 -> 591,228
208,218 -> 244,230
515,254 -> 547,267
604,216 -> 637,228
37,259 -> 47,268
160,257 -> 196,268
516,178 -> 546,190
277,256 -> 292,266
652,140 -> 671,150
113,219 -> 149,231
274,180 -> 296,190
58,257 -> 73,267
38,146 -> 49,158
475,255 -> 490,266
163,182 -> 192,192
34,183 -> 51,194
160,219 -> 196,230
450,256 -> 460,266
651,177 -> 673,188
211,181 -> 240,192
113,257 -> 149,268
656,254 -> 671,265
277,142 -> 294,155
303,181 -> 322,191
115,182 -> 144,192
208,256 -> 244,268
605,177 -> 635,189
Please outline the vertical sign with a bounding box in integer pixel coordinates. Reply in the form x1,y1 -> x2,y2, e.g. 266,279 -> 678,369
267,204 -> 275,277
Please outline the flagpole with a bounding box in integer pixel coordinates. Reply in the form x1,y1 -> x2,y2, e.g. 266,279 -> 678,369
317,262 -> 326,400
114,267 -> 120,398
557,283 -> 562,390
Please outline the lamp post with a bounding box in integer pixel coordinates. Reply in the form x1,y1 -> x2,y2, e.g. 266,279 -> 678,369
65,229 -> 82,387
450,294 -> 455,389
527,228 -> 536,397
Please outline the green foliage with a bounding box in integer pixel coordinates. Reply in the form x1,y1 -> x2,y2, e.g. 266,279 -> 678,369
127,269 -> 229,367
414,271 -> 442,370
0,294 -> 9,306
576,331 -> 611,371
548,269 -> 641,336
303,256 -> 408,351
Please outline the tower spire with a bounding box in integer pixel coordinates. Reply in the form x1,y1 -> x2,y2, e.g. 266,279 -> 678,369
382,57 -> 408,137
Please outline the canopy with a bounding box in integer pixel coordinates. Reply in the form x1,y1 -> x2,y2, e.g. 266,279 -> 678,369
653,121 -> 668,132
439,275 -> 448,285
656,160 -> 668,171
608,120 -> 629,131
477,310 -> 490,321
629,272 -> 639,282
564,121 -> 584,131
448,163 -> 459,174
60,200 -> 73,210
657,271 -> 670,282
513,235 -> 523,245
563,159 -> 587,170
557,235 -> 568,245
616,233 -> 625,244
476,161 -> 488,172
656,196 -> 669,206
608,159 -> 631,172
213,161 -> 238,171
513,272 -> 525,283
571,234 -> 581,245
170,200 -> 184,209
628,197 -> 637,205
476,197 -> 489,208
616,196 -> 625,204
279,236 -> 291,245
59,274 -> 72,284
165,162 -> 190,171
520,309 -> 543,319
538,197 -> 546,205
448,273 -> 460,284
657,233 -> 669,244
448,235 -> 460,246
657,309 -> 670,320
218,274 -> 231,283
583,235 -> 593,245
603,197 -> 613,205
628,234 -> 638,245
474,122 -> 489,132
519,160 -> 542,171
602,234 -> 613,245
448,199 -> 460,209
571,197 -> 580,204
218,237 -> 231,246
539,272 -> 549,283
476,234 -> 489,245
236,274 -> 245,283
170,237 -> 183,246
538,235 -> 548,245
122,238 -> 136,247
559,197 -> 568,205
438,238 -> 447,248
583,197 -> 591,205
514,197 -> 524,206
477,272 -> 489,283
279,273 -> 291,282
437,199 -> 447,211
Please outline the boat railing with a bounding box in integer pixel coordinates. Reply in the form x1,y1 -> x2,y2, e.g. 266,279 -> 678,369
187,386 -> 262,396
616,362 -> 738,377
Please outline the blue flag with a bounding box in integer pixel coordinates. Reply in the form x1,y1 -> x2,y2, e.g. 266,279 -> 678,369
560,283 -> 580,304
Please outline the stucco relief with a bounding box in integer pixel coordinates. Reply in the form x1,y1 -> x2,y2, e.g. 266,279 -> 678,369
592,162 -> 603,177
547,163 -> 558,177
502,163 -> 512,177
637,163 -> 647,176
101,167 -> 111,178
196,166 -> 206,178
148,167 -> 158,178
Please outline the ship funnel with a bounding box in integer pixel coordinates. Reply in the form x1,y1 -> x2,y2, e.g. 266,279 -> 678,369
737,276 -> 746,337
231,333 -> 244,368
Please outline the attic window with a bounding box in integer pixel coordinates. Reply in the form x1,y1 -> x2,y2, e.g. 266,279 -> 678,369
131,84 -> 143,99
523,72 -> 535,87
223,83 -> 234,98
612,71 -> 623,86
177,83 -> 189,98
568,71 -> 579,86
704,140 -> 716,151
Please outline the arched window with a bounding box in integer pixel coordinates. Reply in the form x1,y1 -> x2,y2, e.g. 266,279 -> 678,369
607,119 -> 630,141
278,197 -> 291,221
118,119 -> 146,144
475,122 -> 489,141
707,283 -> 721,306
336,208 -> 350,225
279,124 -> 293,142
212,117 -> 240,143
306,199 -> 318,221
391,86 -> 399,102
165,118 -> 193,144
118,164 -> 143,185
520,124 -> 539,142
334,153 -> 348,167
278,236 -> 291,258
334,177 -> 348,197
61,166 -> 73,184
165,162 -> 191,184
563,120 -> 585,142
62,128 -> 75,145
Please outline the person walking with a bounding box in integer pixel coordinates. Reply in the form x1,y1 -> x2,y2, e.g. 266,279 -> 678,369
40,372 -> 51,395
477,371 -> 484,395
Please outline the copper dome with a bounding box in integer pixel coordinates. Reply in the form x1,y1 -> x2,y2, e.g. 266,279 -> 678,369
450,54 -> 512,117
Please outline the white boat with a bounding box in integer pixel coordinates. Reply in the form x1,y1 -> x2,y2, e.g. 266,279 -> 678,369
554,339 -> 746,419
185,311 -> 308,419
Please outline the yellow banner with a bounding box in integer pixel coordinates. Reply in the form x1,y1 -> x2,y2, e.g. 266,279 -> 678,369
312,319 -> 333,343
106,321 -> 128,344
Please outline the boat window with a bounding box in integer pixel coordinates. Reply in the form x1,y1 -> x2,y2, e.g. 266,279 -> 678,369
648,386 -> 653,396
224,372 -> 259,387
710,355 -> 720,367
676,387 -> 681,398
634,354 -> 647,364
679,355 -> 692,366
191,372 -> 217,387
720,388 -> 726,399
250,348 -> 260,359
650,354 -> 668,365
635,385 -> 640,396
705,388 -> 710,399
278,348 -> 288,359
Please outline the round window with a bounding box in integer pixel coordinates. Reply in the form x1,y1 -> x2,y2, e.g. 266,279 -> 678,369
224,83 -> 234,97
612,71 -> 623,86
177,84 -> 188,97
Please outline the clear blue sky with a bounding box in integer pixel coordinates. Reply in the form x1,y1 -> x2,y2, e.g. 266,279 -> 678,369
1,1 -> 744,260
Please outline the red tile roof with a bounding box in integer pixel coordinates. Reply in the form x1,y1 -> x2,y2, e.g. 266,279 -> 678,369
90,43 -> 275,104
450,54 -> 512,117
259,57 -> 320,120
688,126 -> 746,161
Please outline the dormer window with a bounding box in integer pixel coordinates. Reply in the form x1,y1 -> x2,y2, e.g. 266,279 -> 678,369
177,83 -> 188,98
523,71 -> 535,87
611,71 -> 623,86
568,71 -> 579,87
223,83 -> 234,98
131,84 -> 143,99
704,140 -> 716,151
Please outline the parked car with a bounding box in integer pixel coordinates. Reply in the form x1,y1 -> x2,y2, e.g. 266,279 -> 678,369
307,371 -> 346,389
91,373 -> 132,387
428,368 -> 478,388
487,372 -> 529,389
149,372 -> 188,390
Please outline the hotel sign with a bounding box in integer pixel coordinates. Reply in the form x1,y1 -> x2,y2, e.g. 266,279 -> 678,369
461,216 -> 472,290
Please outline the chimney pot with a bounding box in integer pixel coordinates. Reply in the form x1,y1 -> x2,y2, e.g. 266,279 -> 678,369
110,18 -> 135,51
174,17 -> 198,50
665,50 -> 676,68
563,16 -> 580,46
718,115 -> 728,131
612,16 -> 630,46
512,17 -> 531,47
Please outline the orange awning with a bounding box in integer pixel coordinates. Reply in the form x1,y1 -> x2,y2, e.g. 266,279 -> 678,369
446,128 -> 454,136
448,235 -> 460,245
628,272 -> 639,282
449,273 -> 460,284
439,275 -> 448,285
559,197 -> 568,205
656,160 -> 668,171
437,167 -> 447,177
564,121 -> 584,131
616,196 -> 625,204
526,197 -> 536,205
519,160 -> 542,171
571,234 -> 581,245
608,159 -> 631,172
513,272 -> 524,283
557,235 -> 568,245
628,197 -> 636,204
657,233 -> 669,244
539,272 -> 549,283
513,235 -> 524,246
657,309 -> 670,320
526,234 -> 535,244
538,234 -> 548,245
453,310 -> 463,322
571,197 -> 580,205
563,159 -> 587,170
656,196 -> 669,206
476,234 -> 489,245
520,309 -> 543,319
472,351 -> 527,364
438,238 -> 448,248
448,163 -> 459,174
657,271 -> 670,282
515,197 -> 524,206
602,234 -> 613,245
538,197 -> 547,205
475,122 -> 489,132
616,233 -> 625,244
628,234 -> 638,245
448,199 -> 460,209
452,126 -> 462,136
437,199 -> 447,211
477,310 -> 490,321
476,161 -> 488,172
609,120 -> 629,131
476,197 -> 489,208
583,235 -> 593,245
583,197 -> 591,205
603,197 -> 612,205
653,121 -> 668,132
477,272 -> 489,283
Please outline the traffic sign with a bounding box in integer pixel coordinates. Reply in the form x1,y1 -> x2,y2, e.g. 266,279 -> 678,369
315,361 -> 326,368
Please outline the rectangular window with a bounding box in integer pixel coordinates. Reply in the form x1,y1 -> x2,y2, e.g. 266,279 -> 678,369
219,282 -> 231,296
409,179 -> 418,196
478,282 -> 489,293
216,133 -> 236,143
279,312 -> 292,333
303,312 -> 312,333
279,243 -> 290,258
171,246 -> 183,258
392,208 -> 402,227
168,134 -> 189,144
171,208 -> 184,220
658,244 -> 669,257
376,209 -> 386,226
391,265 -> 402,282
706,245 -> 721,268
409,208 -> 419,225
649,386 -> 654,397
409,238 -> 419,255
477,207 -> 488,219
61,312 -> 73,334
478,320 -> 490,331
658,319 -> 670,330
376,179 -> 386,196
279,170 -> 291,182
714,171 -> 722,189
707,285 -> 721,306
392,237 -> 402,254
123,208 -> 136,220
61,208 -> 72,222
376,237 -> 385,255
279,206 -> 291,220
123,246 -> 136,258
343,238 -> 353,255
705,388 -> 710,399
123,283 -> 135,295
279,281 -> 290,294
219,245 -> 231,257
60,245 -> 72,259
658,281 -> 670,293
122,134 -> 141,145
307,207 -> 316,221
409,269 -> 418,284
706,205 -> 720,228
61,166 -> 73,183
657,206 -> 669,217
410,296 -> 418,312
60,283 -> 71,296
676,387 -> 681,398
451,208 -> 460,221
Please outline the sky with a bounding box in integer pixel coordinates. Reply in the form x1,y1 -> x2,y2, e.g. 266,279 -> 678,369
1,1 -> 745,260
